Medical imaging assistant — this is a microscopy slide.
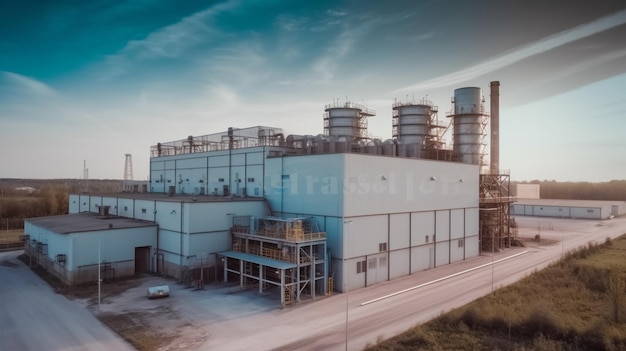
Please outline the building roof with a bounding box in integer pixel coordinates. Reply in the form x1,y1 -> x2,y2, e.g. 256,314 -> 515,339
75,192 -> 266,203
513,198 -> 624,208
27,213 -> 156,234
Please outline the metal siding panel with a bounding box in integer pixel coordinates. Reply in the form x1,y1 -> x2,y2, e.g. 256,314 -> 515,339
450,239 -> 464,263
209,155 -> 229,167
134,200 -> 155,221
69,195 -> 80,214
410,245 -> 434,272
464,235 -> 480,258
343,154 -> 479,217
246,151 -> 264,164
411,211 -> 434,245
154,202 -> 182,232
436,210 -> 450,241
175,157 -> 207,169
349,215 -> 387,258
389,213 -> 410,250
465,207 -> 479,236
389,249 -> 410,279
450,209 -> 464,239
435,241 -> 449,266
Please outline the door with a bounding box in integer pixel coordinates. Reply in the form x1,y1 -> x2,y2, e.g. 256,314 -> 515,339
135,246 -> 151,274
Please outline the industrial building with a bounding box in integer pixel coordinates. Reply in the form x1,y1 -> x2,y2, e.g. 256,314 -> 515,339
511,199 -> 626,220
24,81 -> 514,305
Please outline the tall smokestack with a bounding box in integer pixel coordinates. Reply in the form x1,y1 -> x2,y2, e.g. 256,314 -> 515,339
489,81 -> 500,174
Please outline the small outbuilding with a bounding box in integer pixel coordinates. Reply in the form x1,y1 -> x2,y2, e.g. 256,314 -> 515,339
24,213 -> 157,286
510,199 -> 626,220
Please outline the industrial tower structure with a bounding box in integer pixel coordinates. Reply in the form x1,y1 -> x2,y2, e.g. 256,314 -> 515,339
124,154 -> 133,181
478,81 -> 515,252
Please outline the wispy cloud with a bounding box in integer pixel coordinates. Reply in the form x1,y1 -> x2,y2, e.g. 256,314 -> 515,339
0,71 -> 56,97
393,8 -> 626,92
98,0 -> 240,80
312,21 -> 372,83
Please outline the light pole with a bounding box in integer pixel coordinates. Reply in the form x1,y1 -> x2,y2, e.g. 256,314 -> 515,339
343,219 -> 352,351
98,237 -> 102,312
491,229 -> 494,293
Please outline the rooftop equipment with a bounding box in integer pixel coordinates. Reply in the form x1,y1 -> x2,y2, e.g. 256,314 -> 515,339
324,101 -> 375,140
447,87 -> 488,165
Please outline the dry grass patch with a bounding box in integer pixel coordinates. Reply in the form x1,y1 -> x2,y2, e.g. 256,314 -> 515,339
99,307 -> 177,351
367,235 -> 626,351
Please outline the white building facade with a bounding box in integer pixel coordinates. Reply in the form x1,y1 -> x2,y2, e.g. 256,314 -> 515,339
264,153 -> 479,292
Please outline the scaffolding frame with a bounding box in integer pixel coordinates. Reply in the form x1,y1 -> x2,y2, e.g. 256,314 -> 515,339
479,171 -> 517,252
222,216 -> 328,306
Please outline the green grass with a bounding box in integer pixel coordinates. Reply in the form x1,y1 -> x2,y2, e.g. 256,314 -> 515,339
367,235 -> 626,351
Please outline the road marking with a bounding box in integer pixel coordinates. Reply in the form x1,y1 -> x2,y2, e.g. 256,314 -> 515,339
359,250 -> 529,306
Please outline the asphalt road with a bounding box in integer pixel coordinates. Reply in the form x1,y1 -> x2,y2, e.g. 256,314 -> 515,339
0,251 -> 134,351
200,216 -> 626,351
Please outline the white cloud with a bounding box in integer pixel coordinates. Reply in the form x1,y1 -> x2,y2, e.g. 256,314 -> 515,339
0,71 -> 56,97
312,23 -> 371,83
393,8 -> 626,92
98,0 -> 240,80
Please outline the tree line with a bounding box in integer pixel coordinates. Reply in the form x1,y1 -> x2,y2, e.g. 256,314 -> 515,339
0,179 -> 122,230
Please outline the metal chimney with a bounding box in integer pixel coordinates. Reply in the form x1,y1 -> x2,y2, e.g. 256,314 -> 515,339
489,81 -> 500,174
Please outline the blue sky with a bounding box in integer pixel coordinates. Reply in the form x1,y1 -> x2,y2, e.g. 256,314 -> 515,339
1,0 -> 625,181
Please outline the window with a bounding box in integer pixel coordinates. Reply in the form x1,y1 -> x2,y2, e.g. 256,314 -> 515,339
425,235 -> 429,243
379,242 -> 387,252
247,177 -> 255,182
124,206 -> 128,211
141,208 -> 147,214
281,175 -> 290,180
458,239 -> 464,248
587,209 -> 594,213
218,178 -> 225,182
356,260 -> 367,274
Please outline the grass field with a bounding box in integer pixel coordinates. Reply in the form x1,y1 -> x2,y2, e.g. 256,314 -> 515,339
367,235 -> 626,351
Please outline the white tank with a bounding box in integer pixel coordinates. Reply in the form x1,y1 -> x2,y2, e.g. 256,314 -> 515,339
392,102 -> 433,145
450,87 -> 487,165
324,101 -> 374,140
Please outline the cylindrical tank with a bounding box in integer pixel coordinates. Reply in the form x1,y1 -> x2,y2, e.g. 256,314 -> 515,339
392,102 -> 432,145
327,107 -> 360,138
324,101 -> 374,140
450,87 -> 486,165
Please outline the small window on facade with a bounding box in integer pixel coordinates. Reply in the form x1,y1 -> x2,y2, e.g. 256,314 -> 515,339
458,239 -> 464,248
425,235 -> 429,243
356,260 -> 367,274
141,208 -> 147,214
379,242 -> 387,252
218,178 -> 225,182
124,206 -> 128,211
281,175 -> 290,180
587,209 -> 593,213
247,177 -> 255,182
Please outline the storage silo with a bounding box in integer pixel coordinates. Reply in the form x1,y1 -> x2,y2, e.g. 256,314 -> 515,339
392,99 -> 438,146
324,101 -> 375,140
448,87 -> 488,165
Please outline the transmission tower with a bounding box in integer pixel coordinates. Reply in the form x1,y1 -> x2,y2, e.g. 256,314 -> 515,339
124,154 -> 134,180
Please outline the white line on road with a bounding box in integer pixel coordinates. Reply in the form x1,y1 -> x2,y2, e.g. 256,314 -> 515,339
360,250 -> 529,306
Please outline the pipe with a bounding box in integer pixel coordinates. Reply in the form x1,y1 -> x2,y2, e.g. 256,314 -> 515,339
490,81 -> 500,174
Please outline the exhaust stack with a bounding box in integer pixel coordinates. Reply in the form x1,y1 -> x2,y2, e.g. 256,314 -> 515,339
489,81 -> 500,174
